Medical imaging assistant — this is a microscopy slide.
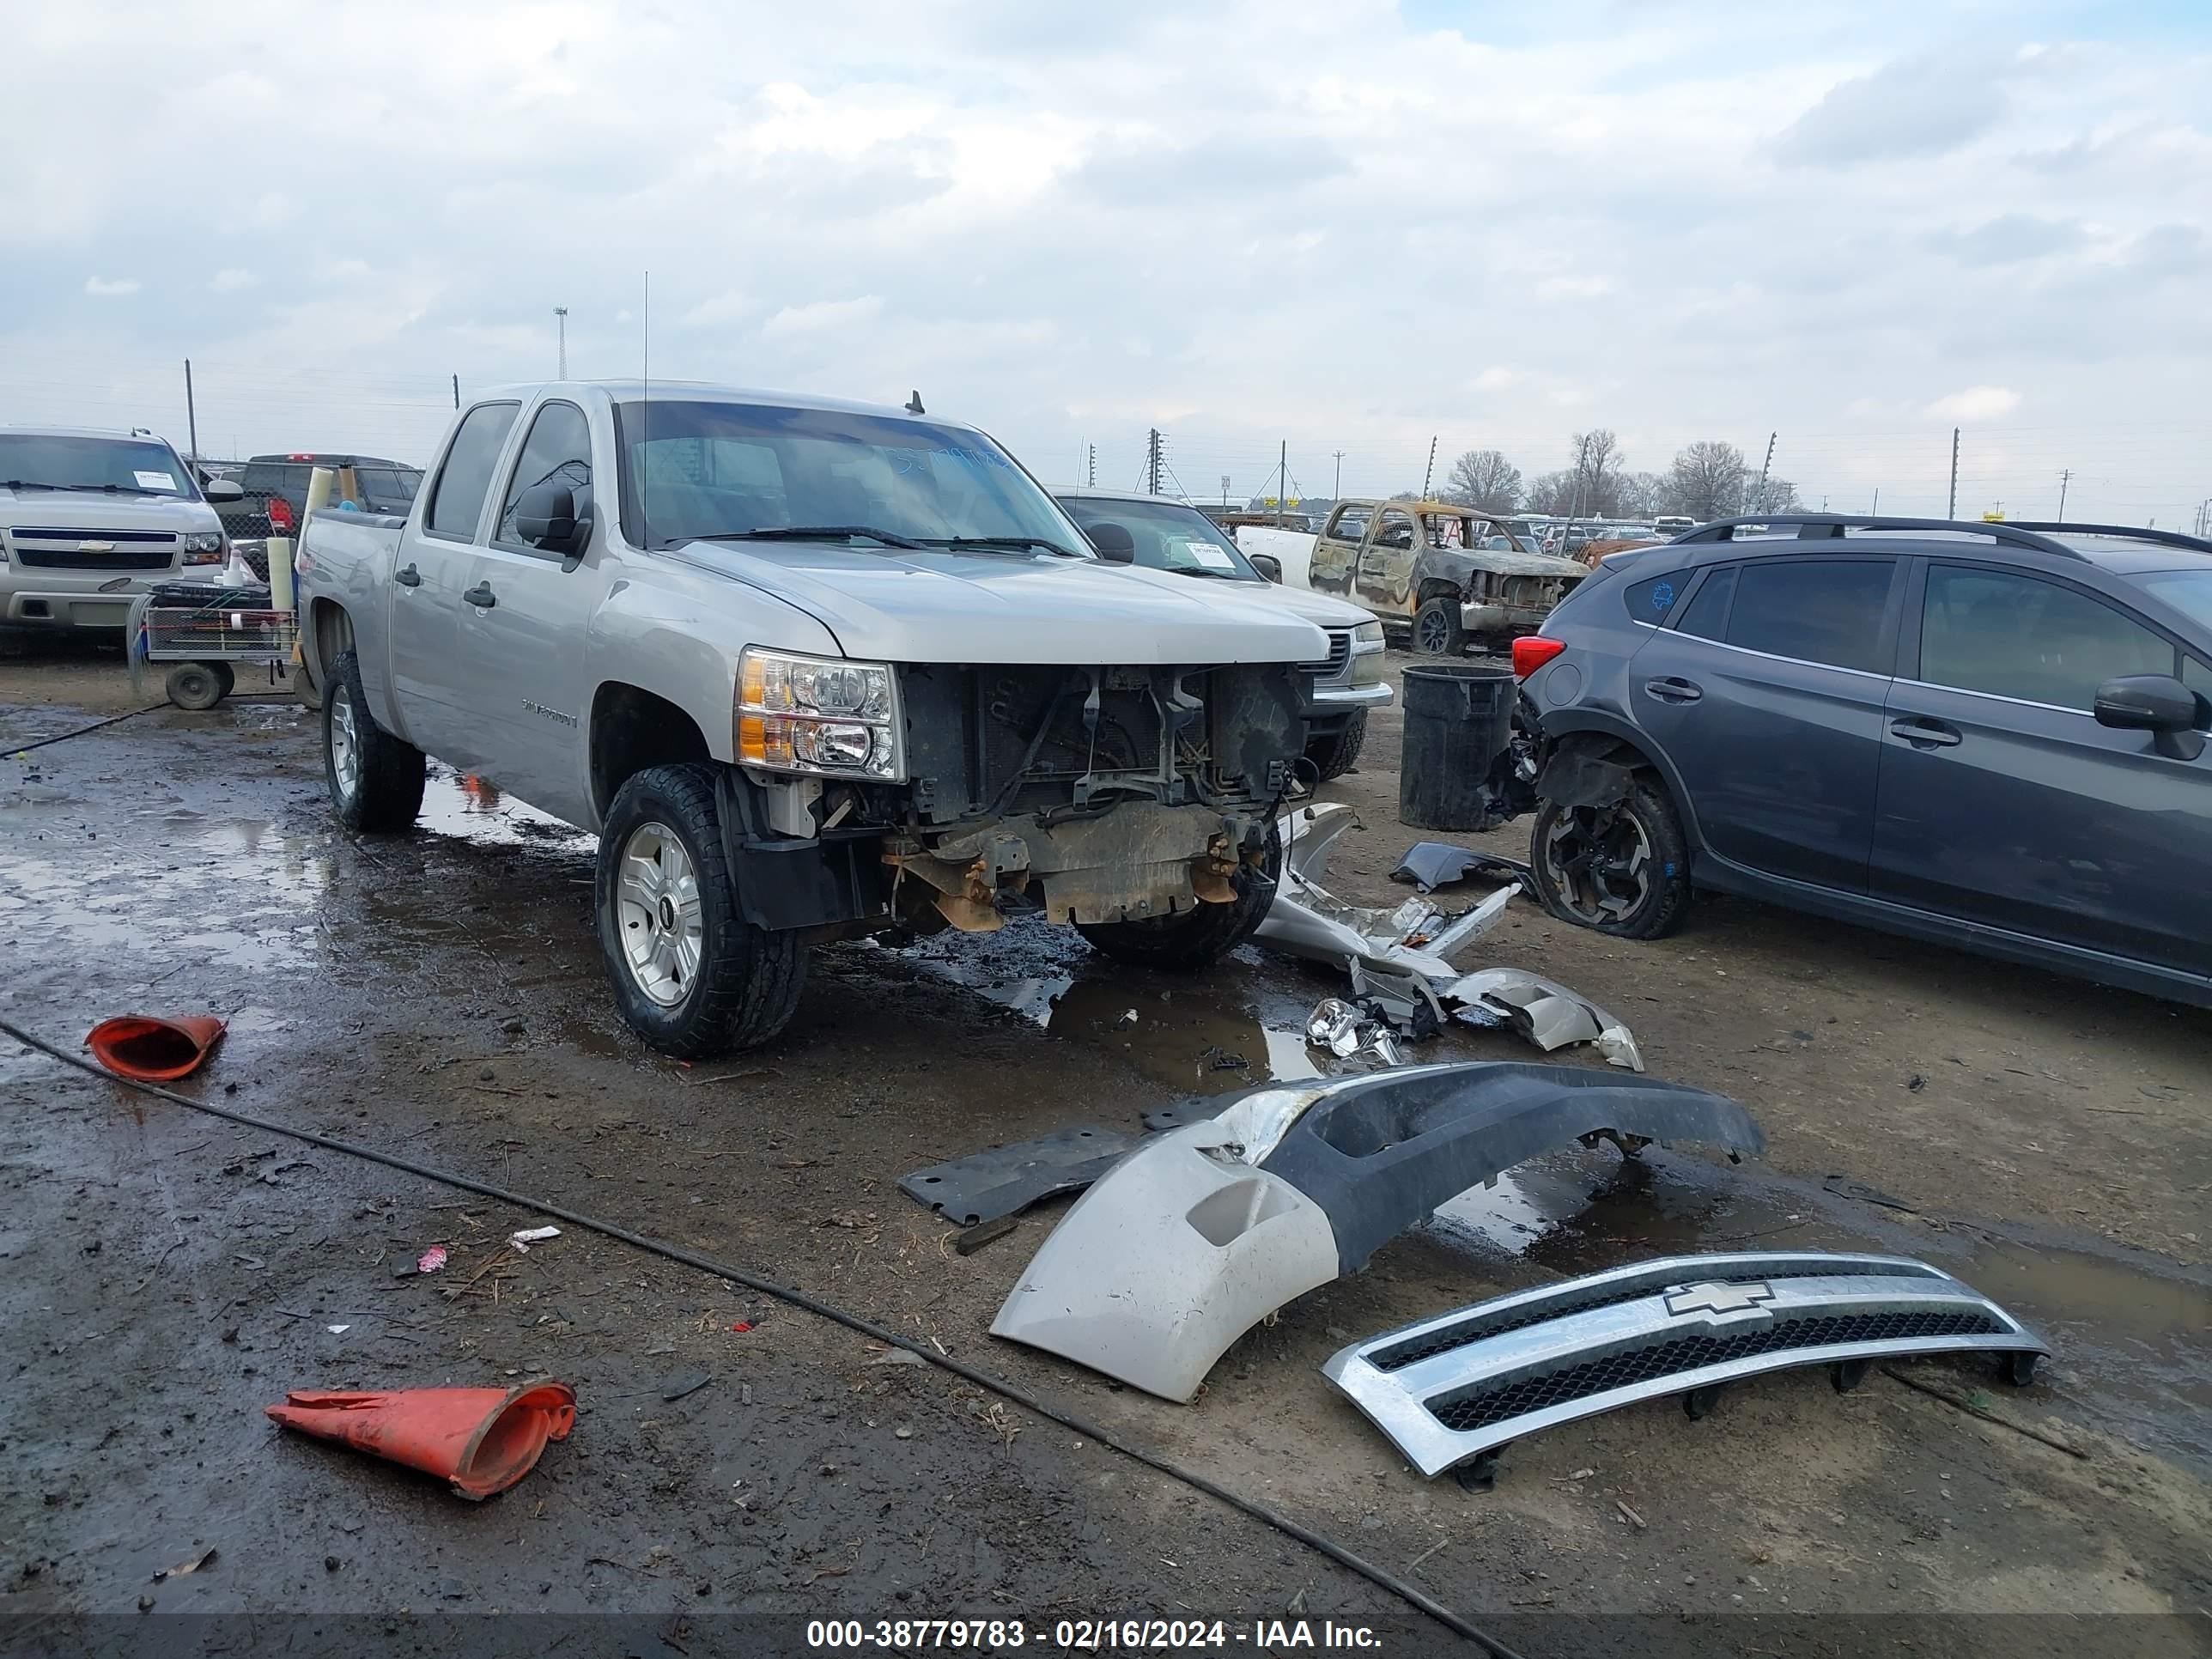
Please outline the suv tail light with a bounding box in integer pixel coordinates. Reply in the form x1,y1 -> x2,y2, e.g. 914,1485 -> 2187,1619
267,495 -> 295,533
1512,636 -> 1566,679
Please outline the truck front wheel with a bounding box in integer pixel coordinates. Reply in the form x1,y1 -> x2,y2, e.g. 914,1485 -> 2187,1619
1076,823 -> 1281,970
595,763 -> 807,1056
324,649 -> 425,832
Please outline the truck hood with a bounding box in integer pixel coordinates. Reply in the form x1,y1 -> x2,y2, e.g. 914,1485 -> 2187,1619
670,541 -> 1330,665
0,488 -> 222,535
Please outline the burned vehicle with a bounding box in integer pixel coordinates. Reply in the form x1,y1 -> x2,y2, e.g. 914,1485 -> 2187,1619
295,381 -> 1322,1055
1309,498 -> 1588,656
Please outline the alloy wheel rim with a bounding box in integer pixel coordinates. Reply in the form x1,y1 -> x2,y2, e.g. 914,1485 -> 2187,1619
616,822 -> 704,1008
330,688 -> 361,800
1541,804 -> 1653,923
1417,610 -> 1449,652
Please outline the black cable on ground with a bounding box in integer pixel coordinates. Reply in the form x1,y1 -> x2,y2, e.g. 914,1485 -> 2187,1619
1,1015 -> 1527,1658
5,703 -> 167,755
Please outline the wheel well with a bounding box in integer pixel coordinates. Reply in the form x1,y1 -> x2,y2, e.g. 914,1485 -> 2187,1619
309,599 -> 355,672
1548,730 -> 1654,774
1416,578 -> 1462,608
591,683 -> 712,819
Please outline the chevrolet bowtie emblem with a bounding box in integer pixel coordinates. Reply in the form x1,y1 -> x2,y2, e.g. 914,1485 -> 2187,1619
1663,1280 -> 1776,1318
77,540 -> 116,553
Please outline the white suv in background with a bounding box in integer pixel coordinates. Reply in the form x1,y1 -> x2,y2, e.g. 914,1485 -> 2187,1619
0,428 -> 242,630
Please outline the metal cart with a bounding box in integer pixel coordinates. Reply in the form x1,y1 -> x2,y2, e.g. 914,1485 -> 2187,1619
128,583 -> 300,711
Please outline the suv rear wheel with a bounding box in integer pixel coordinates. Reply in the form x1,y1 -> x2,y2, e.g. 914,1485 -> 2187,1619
595,763 -> 806,1055
1530,775 -> 1690,939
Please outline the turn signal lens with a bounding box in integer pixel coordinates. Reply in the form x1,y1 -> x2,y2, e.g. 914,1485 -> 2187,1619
1512,636 -> 1566,679
734,648 -> 902,781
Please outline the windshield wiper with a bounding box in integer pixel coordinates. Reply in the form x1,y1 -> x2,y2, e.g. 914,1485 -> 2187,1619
690,525 -> 924,550
0,479 -> 164,495
930,536 -> 1084,559
1165,565 -> 1250,580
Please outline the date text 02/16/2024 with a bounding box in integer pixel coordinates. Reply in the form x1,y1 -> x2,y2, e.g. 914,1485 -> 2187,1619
805,1620 -> 1385,1650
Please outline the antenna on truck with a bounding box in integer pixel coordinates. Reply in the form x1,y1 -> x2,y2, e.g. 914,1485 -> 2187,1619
641,269 -> 650,549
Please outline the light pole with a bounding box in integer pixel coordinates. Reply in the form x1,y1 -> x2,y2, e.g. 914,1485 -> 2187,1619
553,307 -> 568,379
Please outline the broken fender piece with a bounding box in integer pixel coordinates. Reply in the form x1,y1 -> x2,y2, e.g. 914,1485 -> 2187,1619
899,1126 -> 1140,1227
1389,842 -> 1540,898
991,1063 -> 1763,1401
1445,967 -> 1644,1071
1322,1253 -> 2048,1478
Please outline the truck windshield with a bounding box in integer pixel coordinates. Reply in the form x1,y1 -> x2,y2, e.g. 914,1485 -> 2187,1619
1056,495 -> 1265,580
613,400 -> 1090,556
0,434 -> 193,496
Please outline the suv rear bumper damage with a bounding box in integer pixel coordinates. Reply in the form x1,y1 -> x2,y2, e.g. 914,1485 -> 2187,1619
1323,1253 -> 2049,1477
990,1062 -> 1765,1401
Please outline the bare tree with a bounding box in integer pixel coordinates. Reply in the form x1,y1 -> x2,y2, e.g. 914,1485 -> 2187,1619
1523,469 -> 1577,514
1666,441 -> 1749,520
1616,471 -> 1666,518
1566,429 -> 1629,518
1443,449 -> 1523,511
1748,474 -> 1802,514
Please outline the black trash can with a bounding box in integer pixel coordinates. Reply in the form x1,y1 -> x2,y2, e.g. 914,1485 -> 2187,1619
1398,662 -> 1516,831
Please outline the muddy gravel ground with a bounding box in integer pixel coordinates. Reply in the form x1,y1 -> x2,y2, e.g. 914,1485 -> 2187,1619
2,634 -> 2208,1659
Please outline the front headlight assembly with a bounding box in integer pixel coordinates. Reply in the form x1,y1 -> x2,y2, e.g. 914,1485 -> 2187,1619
1349,620 -> 1387,686
180,532 -> 228,566
736,647 -> 904,781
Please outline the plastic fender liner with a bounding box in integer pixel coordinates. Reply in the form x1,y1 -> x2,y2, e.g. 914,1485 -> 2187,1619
990,1063 -> 1763,1402
1258,1062 -> 1763,1274
1321,1253 -> 2050,1478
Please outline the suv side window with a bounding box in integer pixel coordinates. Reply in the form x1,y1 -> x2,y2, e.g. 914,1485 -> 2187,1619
1376,508 -> 1414,549
2184,656 -> 2212,726
1919,565 -> 2176,711
495,403 -> 592,550
1674,566 -> 1735,639
1623,571 -> 1686,623
426,404 -> 521,541
1724,558 -> 1893,673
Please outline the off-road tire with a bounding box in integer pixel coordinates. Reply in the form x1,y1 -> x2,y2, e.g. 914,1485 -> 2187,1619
323,648 -> 426,833
595,763 -> 807,1057
165,661 -> 234,711
1076,821 -> 1281,969
1413,596 -> 1466,656
1304,710 -> 1368,781
1529,774 -> 1691,939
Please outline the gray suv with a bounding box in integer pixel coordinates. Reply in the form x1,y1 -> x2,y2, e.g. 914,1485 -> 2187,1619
1510,514 -> 2212,1006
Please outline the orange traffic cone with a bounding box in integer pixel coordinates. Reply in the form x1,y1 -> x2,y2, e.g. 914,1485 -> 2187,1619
86,1014 -> 228,1082
265,1380 -> 576,1500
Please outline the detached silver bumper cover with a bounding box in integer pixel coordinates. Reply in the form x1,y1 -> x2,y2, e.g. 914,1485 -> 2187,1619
1322,1252 -> 2050,1478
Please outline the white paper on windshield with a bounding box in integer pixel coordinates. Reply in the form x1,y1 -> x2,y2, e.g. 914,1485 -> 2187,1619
133,471 -> 178,491
1187,542 -> 1236,569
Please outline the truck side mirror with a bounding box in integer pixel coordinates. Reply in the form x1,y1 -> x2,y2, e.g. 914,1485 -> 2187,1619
1248,553 -> 1283,583
2094,673 -> 2205,760
1086,522 -> 1137,563
204,478 -> 244,502
516,480 -> 592,559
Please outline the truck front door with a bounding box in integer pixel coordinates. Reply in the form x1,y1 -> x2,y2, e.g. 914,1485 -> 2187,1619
453,398 -> 602,825
389,400 -> 520,770
1309,504 -> 1369,598
1356,507 -> 1417,616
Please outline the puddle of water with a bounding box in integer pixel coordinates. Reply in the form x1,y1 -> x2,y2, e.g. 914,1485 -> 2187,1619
416,768 -> 595,851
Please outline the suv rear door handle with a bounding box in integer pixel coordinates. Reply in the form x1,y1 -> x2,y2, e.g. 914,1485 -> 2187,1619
462,582 -> 496,610
394,562 -> 422,587
1644,676 -> 1702,704
1889,715 -> 1961,749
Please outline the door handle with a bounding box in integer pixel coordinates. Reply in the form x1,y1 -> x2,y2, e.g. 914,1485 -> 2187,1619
462,582 -> 496,610
1889,716 -> 1961,749
1643,676 -> 1702,704
394,562 -> 422,587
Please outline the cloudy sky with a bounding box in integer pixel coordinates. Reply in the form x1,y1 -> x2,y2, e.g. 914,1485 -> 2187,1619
4,0 -> 2209,525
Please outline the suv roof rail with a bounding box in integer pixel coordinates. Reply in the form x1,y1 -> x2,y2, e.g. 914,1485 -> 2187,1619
1999,521 -> 2212,555
1677,514 -> 2088,561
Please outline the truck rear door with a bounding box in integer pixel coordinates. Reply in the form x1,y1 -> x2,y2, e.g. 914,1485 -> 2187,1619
389,400 -> 520,769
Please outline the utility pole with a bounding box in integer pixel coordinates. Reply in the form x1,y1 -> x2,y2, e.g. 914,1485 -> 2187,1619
182,359 -> 198,465
1755,431 -> 1776,513
2057,467 -> 2071,520
1332,449 -> 1345,499
1872,487 -> 1881,515
1948,428 -> 1960,519
554,307 -> 568,379
1422,434 -> 1438,499
1146,429 -> 1162,495
453,374 -> 460,410
1275,441 -> 1287,527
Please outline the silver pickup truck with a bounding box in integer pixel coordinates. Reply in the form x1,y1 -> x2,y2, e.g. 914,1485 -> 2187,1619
296,381 -> 1325,1055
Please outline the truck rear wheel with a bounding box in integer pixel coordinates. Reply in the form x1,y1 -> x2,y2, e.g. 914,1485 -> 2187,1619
324,649 -> 426,832
1413,597 -> 1466,656
595,763 -> 807,1056
1076,823 -> 1280,970
1304,710 -> 1368,781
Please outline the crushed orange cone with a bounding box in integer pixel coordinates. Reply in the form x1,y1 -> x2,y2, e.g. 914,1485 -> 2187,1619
86,1014 -> 227,1082
265,1381 -> 575,1500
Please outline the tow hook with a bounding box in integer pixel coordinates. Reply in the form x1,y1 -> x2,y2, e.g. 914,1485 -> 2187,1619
1189,830 -> 1243,905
